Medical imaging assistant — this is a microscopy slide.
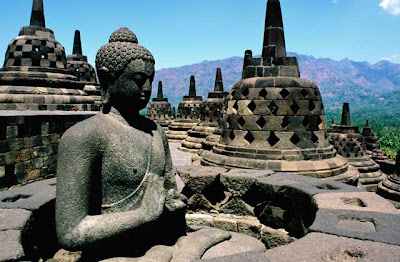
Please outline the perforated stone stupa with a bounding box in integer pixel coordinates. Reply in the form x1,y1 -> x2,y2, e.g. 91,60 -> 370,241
66,30 -> 100,96
329,103 -> 385,191
147,81 -> 174,129
0,0 -> 100,111
166,75 -> 202,142
181,68 -> 228,152
201,0 -> 358,182
378,149 -> 400,204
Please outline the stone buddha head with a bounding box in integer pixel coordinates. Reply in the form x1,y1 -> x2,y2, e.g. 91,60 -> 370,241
95,27 -> 155,113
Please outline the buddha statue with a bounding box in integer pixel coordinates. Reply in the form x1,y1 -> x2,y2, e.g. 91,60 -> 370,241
55,28 -> 265,261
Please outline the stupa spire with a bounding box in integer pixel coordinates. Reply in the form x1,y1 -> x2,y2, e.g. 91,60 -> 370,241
189,75 -> 196,97
30,0 -> 45,28
157,81 -> 164,99
262,0 -> 286,58
73,30 -> 83,56
214,68 -> 224,92
341,103 -> 351,126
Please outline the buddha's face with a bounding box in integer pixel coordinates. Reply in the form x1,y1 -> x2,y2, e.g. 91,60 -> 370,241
109,59 -> 155,111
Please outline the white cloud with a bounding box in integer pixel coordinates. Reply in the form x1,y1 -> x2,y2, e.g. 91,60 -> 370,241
332,0 -> 338,3
382,54 -> 400,61
380,0 -> 400,15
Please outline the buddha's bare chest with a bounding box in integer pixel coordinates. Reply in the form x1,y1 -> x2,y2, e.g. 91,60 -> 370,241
100,128 -> 165,205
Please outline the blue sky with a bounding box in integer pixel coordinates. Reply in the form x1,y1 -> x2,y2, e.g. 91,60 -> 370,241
0,0 -> 399,70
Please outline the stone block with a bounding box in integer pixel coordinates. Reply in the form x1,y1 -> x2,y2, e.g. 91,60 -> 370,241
8,139 -> 24,152
312,192 -> 399,214
198,251 -> 269,262
0,230 -> 25,262
260,227 -> 294,249
6,126 -> 18,140
213,217 -> 238,232
310,209 -> 400,245
264,233 -> 400,262
0,209 -> 32,231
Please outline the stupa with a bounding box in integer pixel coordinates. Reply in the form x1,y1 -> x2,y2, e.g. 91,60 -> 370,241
147,81 -> 174,129
180,68 -> 228,152
66,30 -> 100,96
201,0 -> 358,182
0,0 -> 100,111
378,149 -> 400,204
329,103 -> 385,191
166,75 -> 202,142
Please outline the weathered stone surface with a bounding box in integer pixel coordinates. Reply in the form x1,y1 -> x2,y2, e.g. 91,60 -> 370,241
310,210 -> 400,245
202,232 -> 266,259
219,198 -> 255,216
0,230 -> 25,262
264,233 -> 400,262
178,165 -> 226,193
260,227 -> 294,249
312,192 -> 399,214
53,249 -> 82,262
0,209 -> 32,231
198,252 -> 270,262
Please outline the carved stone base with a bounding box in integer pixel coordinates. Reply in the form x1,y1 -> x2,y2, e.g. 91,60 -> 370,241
378,175 -> 400,202
166,120 -> 198,142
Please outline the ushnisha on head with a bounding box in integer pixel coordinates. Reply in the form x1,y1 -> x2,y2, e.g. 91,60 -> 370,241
96,27 -> 155,112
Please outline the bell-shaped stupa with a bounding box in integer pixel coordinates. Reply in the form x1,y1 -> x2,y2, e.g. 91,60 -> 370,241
0,0 -> 99,111
201,0 -> 358,182
378,149 -> 400,205
147,81 -> 174,130
166,75 -> 202,142
181,68 -> 228,152
329,103 -> 385,191
66,30 -> 100,96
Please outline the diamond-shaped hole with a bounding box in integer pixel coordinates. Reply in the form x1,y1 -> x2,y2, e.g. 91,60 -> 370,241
312,132 -> 319,143
256,117 -> 267,128
302,116 -> 310,128
317,116 -> 323,126
268,101 -> 278,115
242,88 -> 249,97
248,101 -> 256,112
229,131 -> 236,141
233,101 -> 239,111
300,89 -> 309,98
259,89 -> 268,98
280,116 -> 290,129
308,101 -> 316,112
244,131 -> 255,144
290,133 -> 301,145
280,88 -> 290,98
238,116 -> 246,127
267,131 -> 280,146
291,101 -> 300,115
227,116 -> 232,128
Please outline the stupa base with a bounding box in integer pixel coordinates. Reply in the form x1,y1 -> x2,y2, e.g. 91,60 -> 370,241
347,157 -> 386,192
180,125 -> 218,153
166,120 -> 198,142
378,175 -> 400,202
201,145 -> 359,184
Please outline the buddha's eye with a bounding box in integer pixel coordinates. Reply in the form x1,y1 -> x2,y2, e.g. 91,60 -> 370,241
132,73 -> 147,87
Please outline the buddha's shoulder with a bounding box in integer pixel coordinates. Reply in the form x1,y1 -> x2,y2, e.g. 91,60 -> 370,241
60,113 -> 110,142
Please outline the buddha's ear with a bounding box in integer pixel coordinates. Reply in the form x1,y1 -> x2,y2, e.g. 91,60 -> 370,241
98,67 -> 112,110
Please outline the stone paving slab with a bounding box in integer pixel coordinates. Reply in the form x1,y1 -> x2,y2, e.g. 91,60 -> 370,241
0,230 -> 25,262
263,232 -> 400,262
0,209 -> 32,231
310,209 -> 400,245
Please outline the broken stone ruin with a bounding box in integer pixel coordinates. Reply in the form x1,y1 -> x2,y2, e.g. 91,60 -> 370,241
0,0 -> 399,262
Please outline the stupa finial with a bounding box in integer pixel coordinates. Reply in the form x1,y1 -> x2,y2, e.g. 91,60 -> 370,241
73,30 -> 83,56
262,0 -> 286,58
341,102 -> 351,126
214,68 -> 224,92
157,81 -> 164,99
30,0 -> 45,28
189,75 -> 196,97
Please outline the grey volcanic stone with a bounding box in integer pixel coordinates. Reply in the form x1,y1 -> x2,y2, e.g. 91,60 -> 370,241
0,178 -> 56,210
264,233 -> 400,262
0,230 -> 25,262
202,232 -> 266,259
310,210 -> 400,245
312,192 -> 399,214
0,209 -> 32,231
198,252 -> 270,262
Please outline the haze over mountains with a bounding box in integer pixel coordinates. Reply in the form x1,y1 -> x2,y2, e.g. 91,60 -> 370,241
153,53 -> 400,116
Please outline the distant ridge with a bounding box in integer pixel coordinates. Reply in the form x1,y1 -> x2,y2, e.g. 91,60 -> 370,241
152,53 -> 400,115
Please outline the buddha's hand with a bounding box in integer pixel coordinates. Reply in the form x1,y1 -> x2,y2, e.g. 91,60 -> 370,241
165,189 -> 187,212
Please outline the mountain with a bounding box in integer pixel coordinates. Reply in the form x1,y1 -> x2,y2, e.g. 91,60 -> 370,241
152,53 -> 400,117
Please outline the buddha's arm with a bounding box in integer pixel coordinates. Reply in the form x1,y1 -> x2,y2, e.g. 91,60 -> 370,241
56,127 -> 166,251
160,129 -> 187,211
